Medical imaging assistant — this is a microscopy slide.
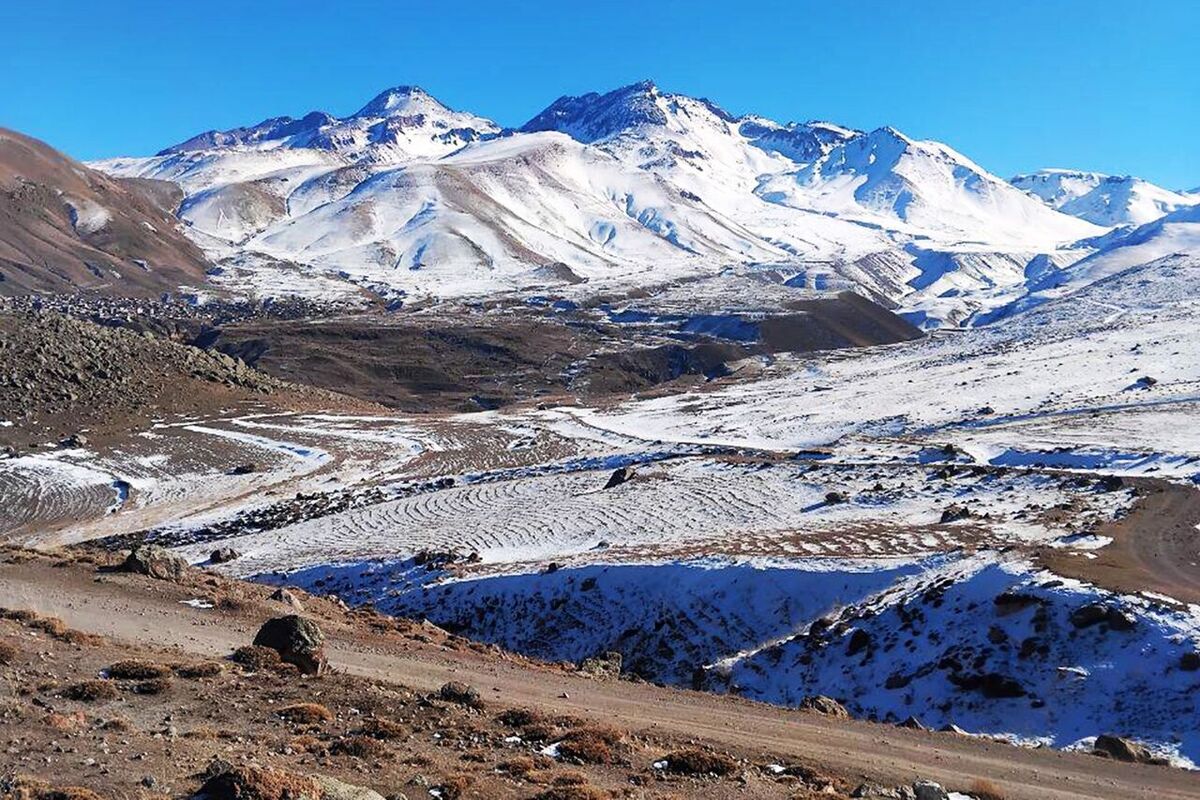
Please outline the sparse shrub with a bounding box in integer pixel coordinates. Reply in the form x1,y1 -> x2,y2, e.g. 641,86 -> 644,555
432,775 -> 472,800
287,734 -> 324,754
497,755 -> 536,776
198,765 -> 320,800
659,748 -> 738,776
531,786 -> 609,800
39,787 -> 103,800
27,616 -> 68,638
552,772 -> 589,786
57,629 -> 102,646
276,703 -> 333,724
329,735 -> 389,759
497,707 -> 546,728
106,659 -> 172,680
0,640 -> 18,665
60,680 -> 118,702
437,681 -> 483,708
360,716 -> 406,739
101,717 -> 133,732
175,661 -> 224,679
968,779 -> 1007,800
231,645 -> 282,671
42,711 -> 87,731
556,726 -> 622,765
131,677 -> 172,695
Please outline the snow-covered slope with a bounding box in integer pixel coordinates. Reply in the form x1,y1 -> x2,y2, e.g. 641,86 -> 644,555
1012,169 -> 1198,227
759,128 -> 1100,247
92,82 -> 1119,321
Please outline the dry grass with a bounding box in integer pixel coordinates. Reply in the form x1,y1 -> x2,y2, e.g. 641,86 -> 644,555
0,640 -> 17,665
329,735 -> 389,759
130,677 -> 172,695
106,659 -> 172,680
198,765 -> 320,800
360,716 -> 407,740
496,755 -> 537,776
659,748 -> 739,776
496,707 -> 547,728
59,680 -> 118,702
530,786 -> 610,800
174,661 -> 224,679
26,616 -> 68,638
432,775 -> 473,800
556,725 -> 623,765
968,779 -> 1008,800
276,703 -> 334,724
230,645 -> 282,671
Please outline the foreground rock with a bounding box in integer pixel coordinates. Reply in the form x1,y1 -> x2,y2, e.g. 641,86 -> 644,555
1093,734 -> 1166,764
252,615 -> 327,675
121,545 -> 189,581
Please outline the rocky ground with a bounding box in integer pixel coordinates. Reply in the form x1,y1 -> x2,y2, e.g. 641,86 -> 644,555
0,310 -> 374,449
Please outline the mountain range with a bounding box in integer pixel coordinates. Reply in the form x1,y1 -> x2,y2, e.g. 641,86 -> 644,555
6,81 -> 1195,326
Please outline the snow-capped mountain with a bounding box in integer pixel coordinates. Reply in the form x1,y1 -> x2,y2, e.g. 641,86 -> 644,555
93,81 -> 1129,323
1011,169 -> 1198,227
162,85 -> 500,163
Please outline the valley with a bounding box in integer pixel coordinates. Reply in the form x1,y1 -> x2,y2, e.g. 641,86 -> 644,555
1,69 -> 1199,800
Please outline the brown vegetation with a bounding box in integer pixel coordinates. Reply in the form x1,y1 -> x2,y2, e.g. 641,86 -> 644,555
276,703 -> 334,724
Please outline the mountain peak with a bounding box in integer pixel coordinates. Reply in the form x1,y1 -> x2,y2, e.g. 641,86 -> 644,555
353,85 -> 440,117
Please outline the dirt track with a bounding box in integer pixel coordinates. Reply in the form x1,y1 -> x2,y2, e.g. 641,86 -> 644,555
1040,479 -> 1200,604
1,559 -> 1196,800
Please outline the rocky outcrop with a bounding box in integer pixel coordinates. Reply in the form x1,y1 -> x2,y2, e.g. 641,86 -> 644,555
252,615 -> 327,675
798,695 -> 849,718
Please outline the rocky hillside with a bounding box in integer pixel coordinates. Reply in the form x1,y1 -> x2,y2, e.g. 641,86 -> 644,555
0,128 -> 211,296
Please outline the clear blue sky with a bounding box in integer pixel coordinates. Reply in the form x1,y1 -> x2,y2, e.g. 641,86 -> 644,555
1,0 -> 1196,187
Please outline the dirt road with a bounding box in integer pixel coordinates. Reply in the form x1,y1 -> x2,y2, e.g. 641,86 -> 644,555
1040,479 -> 1200,604
1,559 -> 1196,800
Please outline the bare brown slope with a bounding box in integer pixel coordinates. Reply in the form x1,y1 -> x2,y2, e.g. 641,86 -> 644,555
1,554 -> 1196,800
0,127 -> 210,296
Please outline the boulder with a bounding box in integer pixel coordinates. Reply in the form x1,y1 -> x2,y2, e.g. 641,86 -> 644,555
1093,734 -> 1158,764
122,545 -> 189,582
1070,602 -> 1136,631
1180,651 -> 1200,671
603,466 -> 636,489
270,587 -> 305,612
210,547 -> 241,564
938,504 -> 972,523
579,651 -> 623,678
229,463 -> 258,476
912,781 -> 948,800
852,784 -> 915,800
252,615 -> 327,675
798,695 -> 849,718
825,491 -> 847,505
313,776 -> 386,800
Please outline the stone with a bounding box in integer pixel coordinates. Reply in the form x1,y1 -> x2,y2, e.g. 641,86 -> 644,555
122,545 -> 189,582
912,780 -> 949,800
252,615 -> 327,675
798,695 -> 849,718
603,465 -> 636,489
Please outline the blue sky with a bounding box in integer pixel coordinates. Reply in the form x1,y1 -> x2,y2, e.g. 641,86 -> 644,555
1,0 -> 1196,187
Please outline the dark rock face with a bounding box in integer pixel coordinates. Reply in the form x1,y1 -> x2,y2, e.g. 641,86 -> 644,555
846,628 -> 872,656
603,466 -> 636,490
1070,603 -> 1136,631
252,615 -> 327,675
122,545 -> 189,581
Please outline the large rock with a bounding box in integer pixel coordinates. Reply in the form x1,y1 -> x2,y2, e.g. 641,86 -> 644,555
603,466 -> 636,489
122,545 -> 189,582
313,776 -> 386,800
1093,734 -> 1159,764
252,615 -> 327,675
912,781 -> 948,800
1070,602 -> 1137,631
798,695 -> 849,718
